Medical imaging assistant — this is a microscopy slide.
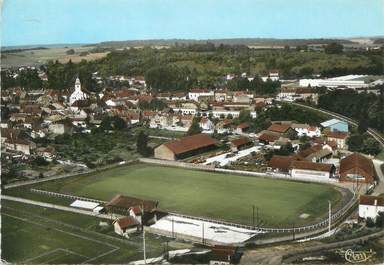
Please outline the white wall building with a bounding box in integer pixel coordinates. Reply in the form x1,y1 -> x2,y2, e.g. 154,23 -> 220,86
299,75 -> 383,89
188,89 -> 214,101
359,195 -> 384,221
69,78 -> 88,105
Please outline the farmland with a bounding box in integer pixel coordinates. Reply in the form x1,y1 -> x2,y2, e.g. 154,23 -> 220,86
15,163 -> 347,227
1,45 -> 109,68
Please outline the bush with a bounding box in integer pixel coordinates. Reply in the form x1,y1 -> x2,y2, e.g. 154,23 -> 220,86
366,217 -> 375,228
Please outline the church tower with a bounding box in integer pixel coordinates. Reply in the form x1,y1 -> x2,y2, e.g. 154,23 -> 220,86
69,76 -> 88,106
75,77 -> 81,92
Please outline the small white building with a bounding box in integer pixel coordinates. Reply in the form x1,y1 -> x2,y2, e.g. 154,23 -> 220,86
113,216 -> 140,237
188,89 -> 214,102
291,124 -> 321,138
48,123 -> 71,135
290,161 -> 335,180
299,75 -> 383,89
200,117 -> 214,132
262,70 -> 280,82
359,195 -> 384,221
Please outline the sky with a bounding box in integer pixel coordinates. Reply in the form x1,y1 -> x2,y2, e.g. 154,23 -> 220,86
2,0 -> 384,46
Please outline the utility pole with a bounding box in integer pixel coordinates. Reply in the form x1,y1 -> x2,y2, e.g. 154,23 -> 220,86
292,222 -> 295,241
143,226 -> 147,265
328,200 -> 331,233
172,218 -> 175,238
202,222 -> 205,245
252,205 -> 255,230
142,205 -> 146,265
257,207 -> 259,230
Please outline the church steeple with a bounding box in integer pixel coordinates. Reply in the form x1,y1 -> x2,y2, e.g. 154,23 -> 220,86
69,76 -> 88,106
75,77 -> 81,92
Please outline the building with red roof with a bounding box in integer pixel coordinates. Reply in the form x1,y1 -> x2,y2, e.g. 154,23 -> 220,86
154,133 -> 216,160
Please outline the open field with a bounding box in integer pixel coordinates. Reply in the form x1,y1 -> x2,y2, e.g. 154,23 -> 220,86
1,46 -> 109,68
17,163 -> 346,227
376,149 -> 384,161
1,200 -> 171,264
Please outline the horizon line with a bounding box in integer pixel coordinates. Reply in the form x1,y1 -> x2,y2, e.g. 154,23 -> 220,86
3,35 -> 384,49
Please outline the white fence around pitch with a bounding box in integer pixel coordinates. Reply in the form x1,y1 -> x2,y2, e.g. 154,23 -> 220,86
30,186 -> 357,234
165,195 -> 357,234
30,188 -> 106,204
139,158 -> 357,233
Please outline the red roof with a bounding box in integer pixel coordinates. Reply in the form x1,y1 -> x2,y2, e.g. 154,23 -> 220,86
138,95 -> 153,103
267,124 -> 291,133
339,153 -> 374,183
236,123 -> 249,129
107,194 -> 158,212
359,195 -> 384,206
115,216 -> 139,229
163,133 -> 216,155
259,133 -> 279,143
291,161 -> 334,172
324,131 -> 348,139
130,206 -> 143,216
231,137 -> 252,147
268,155 -> 294,172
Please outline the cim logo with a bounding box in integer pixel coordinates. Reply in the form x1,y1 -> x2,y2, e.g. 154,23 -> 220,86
336,249 -> 376,263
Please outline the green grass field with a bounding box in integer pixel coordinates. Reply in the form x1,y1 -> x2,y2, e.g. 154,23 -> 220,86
1,200 -> 171,264
31,163 -> 344,227
376,149 -> 384,161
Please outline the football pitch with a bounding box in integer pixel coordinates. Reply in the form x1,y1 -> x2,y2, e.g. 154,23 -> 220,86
33,163 -> 345,226
1,200 -> 167,264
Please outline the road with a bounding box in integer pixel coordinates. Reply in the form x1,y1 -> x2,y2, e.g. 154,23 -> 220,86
241,228 -> 384,265
289,102 -> 384,148
1,195 -> 121,220
373,159 -> 384,195
288,102 -> 384,195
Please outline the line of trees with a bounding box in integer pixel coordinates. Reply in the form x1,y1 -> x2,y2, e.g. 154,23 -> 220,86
318,88 -> 384,132
1,68 -> 42,90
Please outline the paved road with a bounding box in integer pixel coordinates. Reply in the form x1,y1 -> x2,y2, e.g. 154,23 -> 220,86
241,229 -> 384,265
1,195 -> 121,220
373,159 -> 384,195
289,102 -> 384,149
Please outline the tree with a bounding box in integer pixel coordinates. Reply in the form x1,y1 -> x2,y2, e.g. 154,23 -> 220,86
347,134 -> 364,152
376,212 -> 384,228
366,217 -> 375,228
66,49 -> 75,55
187,117 -> 202,135
277,143 -> 294,156
136,131 -> 151,157
100,116 -> 127,130
17,68 -> 43,90
358,117 -> 369,134
361,138 -> 382,155
324,42 -> 343,54
238,110 -> 252,123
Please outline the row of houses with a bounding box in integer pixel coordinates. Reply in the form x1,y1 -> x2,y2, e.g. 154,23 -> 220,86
268,152 -> 374,184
